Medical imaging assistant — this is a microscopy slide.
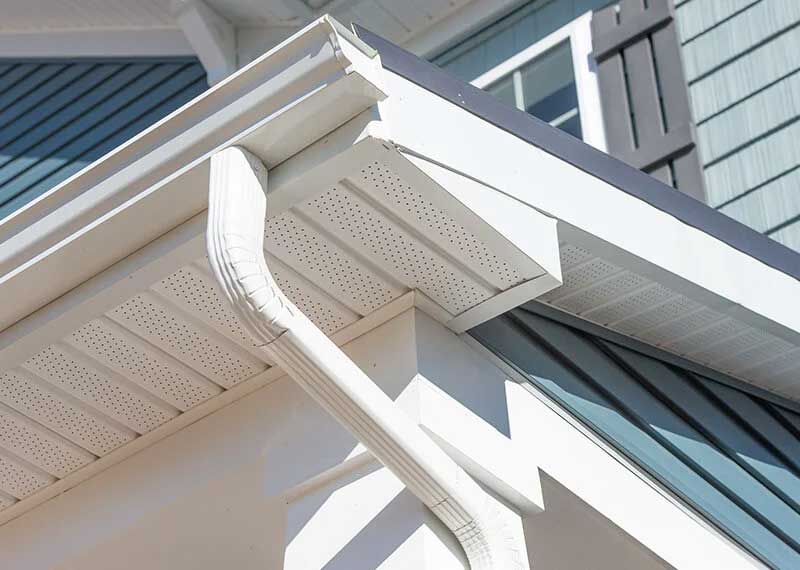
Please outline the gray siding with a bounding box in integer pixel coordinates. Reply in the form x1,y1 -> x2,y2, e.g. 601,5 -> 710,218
676,0 -> 800,250
473,307 -> 800,570
0,58 -> 207,220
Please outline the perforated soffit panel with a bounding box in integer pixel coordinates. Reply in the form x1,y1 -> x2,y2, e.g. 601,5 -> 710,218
539,243 -> 800,402
0,157 -> 543,516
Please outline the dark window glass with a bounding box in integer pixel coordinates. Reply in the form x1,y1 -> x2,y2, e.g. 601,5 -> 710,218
486,75 -> 516,109
486,42 -> 582,139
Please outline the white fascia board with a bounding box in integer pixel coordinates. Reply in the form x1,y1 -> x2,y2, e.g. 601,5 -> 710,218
0,17 -> 385,333
326,312 -> 545,515
374,67 -> 800,345
0,28 -> 194,58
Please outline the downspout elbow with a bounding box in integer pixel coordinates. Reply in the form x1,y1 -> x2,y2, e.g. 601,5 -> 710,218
207,148 -> 294,341
206,146 -> 525,570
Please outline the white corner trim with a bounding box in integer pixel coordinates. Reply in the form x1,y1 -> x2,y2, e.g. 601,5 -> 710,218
570,11 -> 607,152
281,375 -> 546,516
173,0 -> 236,84
206,145 -> 529,570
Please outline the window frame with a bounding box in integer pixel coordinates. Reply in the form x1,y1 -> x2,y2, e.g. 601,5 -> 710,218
470,11 -> 606,152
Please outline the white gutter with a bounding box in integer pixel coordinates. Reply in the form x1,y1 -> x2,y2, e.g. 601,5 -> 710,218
206,146 -> 524,569
0,16 -> 383,333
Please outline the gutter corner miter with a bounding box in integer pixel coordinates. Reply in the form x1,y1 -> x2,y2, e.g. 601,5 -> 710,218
206,145 -> 527,569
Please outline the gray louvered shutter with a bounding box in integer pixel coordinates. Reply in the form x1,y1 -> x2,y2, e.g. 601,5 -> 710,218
592,0 -> 705,201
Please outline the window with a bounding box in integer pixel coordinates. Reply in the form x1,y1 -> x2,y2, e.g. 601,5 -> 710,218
472,13 -> 606,150
485,41 -> 582,138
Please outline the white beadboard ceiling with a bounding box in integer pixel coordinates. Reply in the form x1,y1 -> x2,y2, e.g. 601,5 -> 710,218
0,0 -> 177,31
0,0 -> 469,44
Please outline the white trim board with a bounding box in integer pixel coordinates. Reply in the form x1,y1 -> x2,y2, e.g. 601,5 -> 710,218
0,28 -> 194,58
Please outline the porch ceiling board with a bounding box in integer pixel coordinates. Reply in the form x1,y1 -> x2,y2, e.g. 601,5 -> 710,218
0,0 -> 473,50
0,0 -> 176,32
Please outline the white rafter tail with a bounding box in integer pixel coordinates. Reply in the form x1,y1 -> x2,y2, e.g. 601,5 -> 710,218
173,0 -> 236,85
266,0 -> 314,24
206,145 -> 529,570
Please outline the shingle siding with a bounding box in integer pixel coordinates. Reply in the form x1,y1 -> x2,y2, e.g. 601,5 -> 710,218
472,307 -> 800,570
676,0 -> 800,249
0,58 -> 207,220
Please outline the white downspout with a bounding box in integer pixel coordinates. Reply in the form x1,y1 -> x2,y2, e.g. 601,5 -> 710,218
206,146 -> 524,570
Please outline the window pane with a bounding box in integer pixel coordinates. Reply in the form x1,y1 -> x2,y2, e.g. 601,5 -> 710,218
484,40 -> 582,139
486,75 -> 516,109
519,41 -> 582,138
